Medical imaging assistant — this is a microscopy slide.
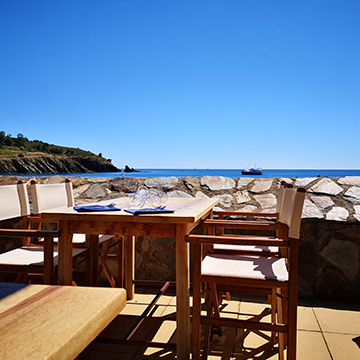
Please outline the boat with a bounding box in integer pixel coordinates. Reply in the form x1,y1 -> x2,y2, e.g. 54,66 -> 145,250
241,166 -> 262,175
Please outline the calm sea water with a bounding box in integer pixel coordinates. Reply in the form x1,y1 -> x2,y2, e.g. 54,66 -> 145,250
20,169 -> 360,178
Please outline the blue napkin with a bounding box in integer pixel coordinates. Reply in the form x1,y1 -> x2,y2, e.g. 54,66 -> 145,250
73,204 -> 120,212
124,208 -> 174,215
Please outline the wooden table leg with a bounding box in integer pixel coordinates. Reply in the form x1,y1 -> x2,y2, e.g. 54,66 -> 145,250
124,235 -> 135,300
176,224 -> 191,360
58,220 -> 73,285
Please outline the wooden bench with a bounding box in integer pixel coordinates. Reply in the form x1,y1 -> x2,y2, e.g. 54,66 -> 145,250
0,283 -> 126,359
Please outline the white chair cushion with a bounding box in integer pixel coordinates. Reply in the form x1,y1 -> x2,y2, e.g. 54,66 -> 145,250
202,254 -> 288,282
0,246 -> 85,266
41,234 -> 115,244
213,244 -> 278,253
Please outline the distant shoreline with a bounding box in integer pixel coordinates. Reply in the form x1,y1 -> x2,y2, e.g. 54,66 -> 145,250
3,169 -> 360,179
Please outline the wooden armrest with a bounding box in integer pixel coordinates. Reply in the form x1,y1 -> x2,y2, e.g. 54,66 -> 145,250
203,219 -> 281,230
214,211 -> 278,218
0,229 -> 61,238
186,234 -> 288,246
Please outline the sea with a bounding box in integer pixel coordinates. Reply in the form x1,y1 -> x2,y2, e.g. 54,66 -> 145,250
16,169 -> 360,179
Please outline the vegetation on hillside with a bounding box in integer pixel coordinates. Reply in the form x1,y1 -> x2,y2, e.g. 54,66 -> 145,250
0,131 -> 112,163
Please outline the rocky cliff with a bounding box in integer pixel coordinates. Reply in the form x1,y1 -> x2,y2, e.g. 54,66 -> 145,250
0,154 -> 119,174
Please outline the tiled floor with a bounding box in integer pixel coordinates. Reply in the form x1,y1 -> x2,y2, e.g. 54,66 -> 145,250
79,287 -> 360,359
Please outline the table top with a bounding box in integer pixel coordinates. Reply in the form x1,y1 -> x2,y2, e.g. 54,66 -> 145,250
41,197 -> 219,224
0,283 -> 127,360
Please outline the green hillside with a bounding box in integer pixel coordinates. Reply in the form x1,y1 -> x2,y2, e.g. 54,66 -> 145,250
0,131 -> 119,174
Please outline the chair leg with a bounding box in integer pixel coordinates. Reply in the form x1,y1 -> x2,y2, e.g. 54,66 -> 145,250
97,237 -> 124,288
271,288 -> 277,341
203,282 -> 221,359
98,253 -> 116,287
117,236 -> 124,288
287,289 -> 297,359
277,290 -> 285,360
14,272 -> 28,283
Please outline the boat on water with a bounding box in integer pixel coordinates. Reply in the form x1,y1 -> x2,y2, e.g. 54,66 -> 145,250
241,166 -> 262,175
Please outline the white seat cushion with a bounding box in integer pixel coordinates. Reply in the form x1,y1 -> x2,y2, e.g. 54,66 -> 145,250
202,254 -> 288,282
42,233 -> 115,244
213,244 -> 278,253
0,246 -> 85,266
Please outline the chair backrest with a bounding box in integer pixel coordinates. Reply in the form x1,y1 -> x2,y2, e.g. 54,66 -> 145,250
278,186 -> 306,239
31,179 -> 74,215
0,181 -> 30,221
276,181 -> 288,214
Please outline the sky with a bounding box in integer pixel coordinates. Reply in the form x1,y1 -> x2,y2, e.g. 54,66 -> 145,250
1,1 -> 359,170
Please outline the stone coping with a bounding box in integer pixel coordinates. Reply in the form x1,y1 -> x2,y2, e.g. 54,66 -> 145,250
1,174 -> 359,223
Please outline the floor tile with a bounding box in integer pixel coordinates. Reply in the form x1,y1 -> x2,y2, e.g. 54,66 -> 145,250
313,306 -> 360,334
297,306 -> 321,331
297,330 -> 331,360
323,333 -> 360,360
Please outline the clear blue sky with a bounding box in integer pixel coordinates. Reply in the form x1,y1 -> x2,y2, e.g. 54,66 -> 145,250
1,1 -> 359,170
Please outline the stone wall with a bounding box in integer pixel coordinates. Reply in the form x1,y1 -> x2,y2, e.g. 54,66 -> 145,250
1,175 -> 360,302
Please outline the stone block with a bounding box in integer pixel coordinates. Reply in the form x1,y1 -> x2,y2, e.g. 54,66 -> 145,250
195,191 -> 208,198
253,193 -> 277,211
167,190 -> 193,198
316,269 -> 353,301
302,199 -> 324,219
295,177 -> 318,187
85,184 -> 106,198
111,177 -> 140,193
214,194 -> 233,208
237,178 -> 253,188
310,178 -> 343,196
310,195 -> 334,210
338,176 -> 360,186
200,176 -> 235,191
320,238 -> 359,281
239,205 -> 259,212
183,176 -> 199,191
234,190 -> 251,204
354,205 -> 360,222
250,179 -> 273,193
73,184 -> 90,198
326,207 -> 349,221
344,186 -> 360,204
144,176 -> 178,189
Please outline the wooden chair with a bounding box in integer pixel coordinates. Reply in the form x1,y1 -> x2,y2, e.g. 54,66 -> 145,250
0,181 -> 84,284
187,186 -> 306,360
30,179 -> 124,287
202,182 -> 289,305
206,181 -> 288,255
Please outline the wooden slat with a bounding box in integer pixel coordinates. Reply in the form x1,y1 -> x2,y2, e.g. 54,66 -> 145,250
0,229 -> 60,238
201,275 -> 288,288
200,316 -> 288,333
214,211 -> 278,218
69,220 -> 177,237
203,219 -> 280,230
186,234 -> 288,247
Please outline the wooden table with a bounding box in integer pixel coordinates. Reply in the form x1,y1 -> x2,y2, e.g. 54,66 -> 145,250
0,283 -> 126,360
41,197 -> 219,360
